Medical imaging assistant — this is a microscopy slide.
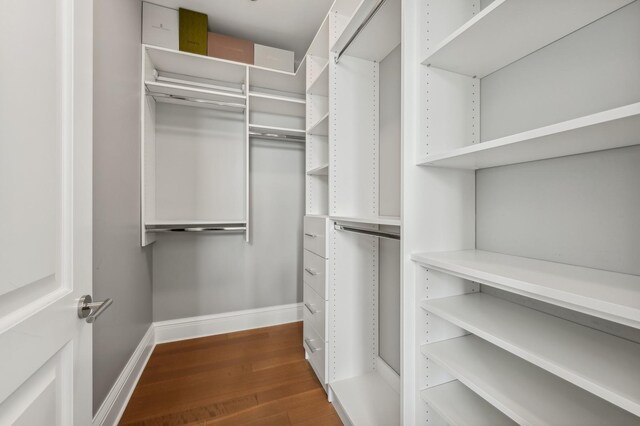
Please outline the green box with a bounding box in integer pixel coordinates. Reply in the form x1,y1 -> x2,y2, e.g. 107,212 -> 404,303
179,8 -> 208,55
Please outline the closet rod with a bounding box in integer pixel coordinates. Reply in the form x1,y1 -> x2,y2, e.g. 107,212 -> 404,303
249,131 -> 305,143
335,0 -> 388,64
147,226 -> 247,233
155,73 -> 245,94
147,92 -> 246,110
334,223 -> 400,240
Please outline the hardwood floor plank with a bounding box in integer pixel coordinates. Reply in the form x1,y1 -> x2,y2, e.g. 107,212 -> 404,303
119,322 -> 338,426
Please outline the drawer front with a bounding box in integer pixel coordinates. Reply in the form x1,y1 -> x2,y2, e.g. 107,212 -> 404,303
303,283 -> 326,338
304,322 -> 326,384
304,216 -> 327,258
304,249 -> 327,299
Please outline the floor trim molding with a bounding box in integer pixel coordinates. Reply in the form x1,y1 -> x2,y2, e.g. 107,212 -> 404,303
93,303 -> 303,425
92,324 -> 155,426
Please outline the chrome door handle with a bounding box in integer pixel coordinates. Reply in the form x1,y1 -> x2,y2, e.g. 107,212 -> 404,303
77,295 -> 113,323
304,338 -> 322,353
304,232 -> 317,238
304,302 -> 319,314
304,268 -> 317,276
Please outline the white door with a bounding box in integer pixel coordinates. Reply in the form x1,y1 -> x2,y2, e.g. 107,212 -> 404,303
0,0 -> 94,424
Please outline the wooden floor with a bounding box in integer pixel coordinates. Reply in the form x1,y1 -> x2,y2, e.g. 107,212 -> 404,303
119,322 -> 340,426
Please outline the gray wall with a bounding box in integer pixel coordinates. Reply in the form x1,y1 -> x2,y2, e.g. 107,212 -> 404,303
93,0 -> 153,415
152,138 -> 305,321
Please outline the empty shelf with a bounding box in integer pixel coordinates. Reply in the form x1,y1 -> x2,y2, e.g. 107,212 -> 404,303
417,103 -> 640,169
307,113 -> 329,136
307,62 -> 329,96
331,0 -> 401,62
421,381 -> 516,426
421,293 -> 640,415
306,164 -> 329,176
249,92 -> 305,117
412,250 -> 640,328
330,372 -> 400,426
331,215 -> 400,226
422,336 -> 638,425
421,0 -> 635,78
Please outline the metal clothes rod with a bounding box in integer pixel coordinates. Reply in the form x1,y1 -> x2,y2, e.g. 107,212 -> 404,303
156,73 -> 245,94
249,131 -> 306,143
147,226 -> 247,233
147,92 -> 246,110
335,0 -> 389,64
334,223 -> 400,240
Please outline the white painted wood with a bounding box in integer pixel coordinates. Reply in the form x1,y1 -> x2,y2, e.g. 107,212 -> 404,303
412,250 -> 640,328
92,326 -> 155,426
418,103 -> 640,169
306,164 -> 329,176
421,381 -> 516,426
304,250 -> 327,299
422,0 -> 635,78
331,215 -> 400,226
0,0 -> 93,423
249,124 -> 306,138
329,372 -> 400,426
307,62 -> 329,96
249,92 -> 306,117
307,112 -> 329,136
145,80 -> 246,103
422,293 -> 640,415
375,356 -> 400,394
304,283 -> 327,338
249,60 -> 306,95
307,15 -> 330,60
304,321 -> 327,384
422,336 -> 639,425
332,0 -> 401,62
304,216 -> 328,258
154,303 -> 303,343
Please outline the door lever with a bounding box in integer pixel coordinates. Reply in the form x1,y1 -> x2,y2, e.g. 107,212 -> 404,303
77,295 -> 113,323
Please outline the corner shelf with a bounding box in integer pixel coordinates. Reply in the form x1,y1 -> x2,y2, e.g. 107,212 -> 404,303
330,372 -> 400,426
421,381 -> 516,426
422,336 -> 638,424
306,112 -> 329,136
417,103 -> 640,169
331,215 -> 400,227
249,92 -> 306,117
421,293 -> 640,415
307,62 -> 329,96
412,250 -> 640,328
420,0 -> 635,78
306,163 -> 329,176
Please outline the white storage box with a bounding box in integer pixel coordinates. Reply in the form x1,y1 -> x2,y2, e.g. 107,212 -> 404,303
254,44 -> 294,73
142,2 -> 179,50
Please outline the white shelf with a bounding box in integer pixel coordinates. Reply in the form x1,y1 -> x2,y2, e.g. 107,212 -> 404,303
421,0 -> 635,78
248,124 -> 305,137
417,103 -> 640,169
412,250 -> 640,328
306,112 -> 329,136
145,81 -> 246,105
307,62 -> 329,96
422,336 -> 638,425
306,164 -> 329,176
331,0 -> 401,62
249,92 -> 306,117
421,381 -> 516,426
421,293 -> 640,415
249,62 -> 305,95
330,372 -> 400,426
331,215 -> 400,227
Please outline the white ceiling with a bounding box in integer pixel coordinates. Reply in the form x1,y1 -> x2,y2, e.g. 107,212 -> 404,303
149,0 -> 334,65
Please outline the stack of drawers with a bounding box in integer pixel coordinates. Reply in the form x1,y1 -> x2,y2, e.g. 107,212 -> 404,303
303,216 -> 329,388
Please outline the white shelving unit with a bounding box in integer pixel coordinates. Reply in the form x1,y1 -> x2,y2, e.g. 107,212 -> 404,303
420,381 -> 516,426
306,164 -> 329,176
331,215 -> 400,227
421,292 -> 640,415
422,336 -> 638,425
307,62 -> 329,96
421,0 -> 635,78
307,112 -> 329,136
248,92 -> 305,117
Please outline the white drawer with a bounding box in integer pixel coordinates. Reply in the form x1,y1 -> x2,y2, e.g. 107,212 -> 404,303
304,249 -> 327,300
304,322 -> 326,384
304,216 -> 327,258
304,283 -> 326,338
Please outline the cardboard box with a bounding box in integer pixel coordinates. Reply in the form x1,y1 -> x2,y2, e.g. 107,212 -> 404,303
208,32 -> 254,65
179,8 -> 208,55
254,44 -> 294,73
142,2 -> 179,50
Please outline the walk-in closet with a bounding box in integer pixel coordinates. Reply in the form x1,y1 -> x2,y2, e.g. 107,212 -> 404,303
2,0 -> 639,424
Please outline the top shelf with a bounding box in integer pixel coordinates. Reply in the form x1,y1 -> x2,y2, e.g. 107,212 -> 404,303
411,249 -> 640,329
421,0 -> 635,78
331,0 -> 401,62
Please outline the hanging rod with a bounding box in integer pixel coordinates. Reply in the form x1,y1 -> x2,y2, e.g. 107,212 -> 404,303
147,225 -> 247,233
249,131 -> 305,143
147,92 -> 246,110
155,72 -> 245,94
334,223 -> 400,240
335,0 -> 389,64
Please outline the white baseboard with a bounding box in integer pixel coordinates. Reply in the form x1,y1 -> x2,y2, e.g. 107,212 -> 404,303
93,303 -> 303,425
154,302 -> 303,344
92,324 -> 155,426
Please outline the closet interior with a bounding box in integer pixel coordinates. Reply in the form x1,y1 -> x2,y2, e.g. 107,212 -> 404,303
403,0 -> 640,425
